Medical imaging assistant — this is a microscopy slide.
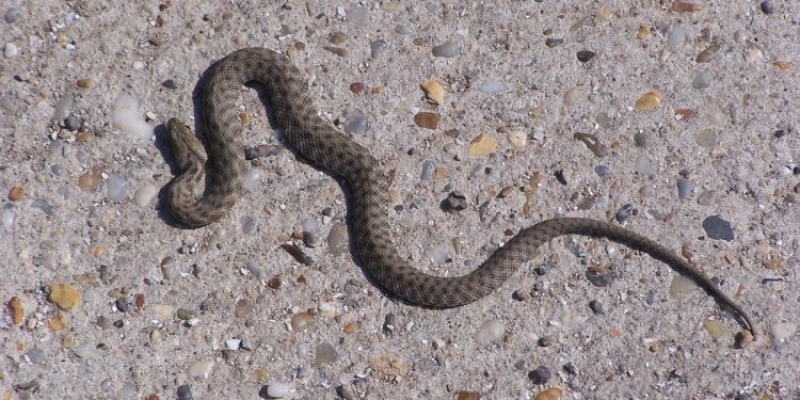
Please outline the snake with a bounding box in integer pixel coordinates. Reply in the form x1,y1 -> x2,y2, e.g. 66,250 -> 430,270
165,47 -> 756,338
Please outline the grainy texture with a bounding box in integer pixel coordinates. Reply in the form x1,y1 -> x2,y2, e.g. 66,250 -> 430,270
168,48 -> 754,334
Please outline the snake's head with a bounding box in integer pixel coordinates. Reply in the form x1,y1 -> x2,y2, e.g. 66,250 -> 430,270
166,117 -> 207,169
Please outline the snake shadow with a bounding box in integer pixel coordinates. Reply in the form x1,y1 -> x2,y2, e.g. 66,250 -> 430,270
152,58 -> 438,307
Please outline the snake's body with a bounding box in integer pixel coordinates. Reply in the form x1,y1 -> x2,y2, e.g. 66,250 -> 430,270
166,48 -> 755,337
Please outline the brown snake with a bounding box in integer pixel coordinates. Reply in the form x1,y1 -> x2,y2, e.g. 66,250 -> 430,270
166,47 -> 756,338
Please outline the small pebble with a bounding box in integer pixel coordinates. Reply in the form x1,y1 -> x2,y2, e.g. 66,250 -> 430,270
442,191 -> 467,212
2,208 -> 15,228
24,348 -> 47,365
586,268 -> 616,287
588,300 -> 605,315
528,366 -> 551,384
266,382 -> 291,398
667,24 -> 685,49
369,39 -> 385,59
760,1 -> 774,15
239,167 -> 259,190
695,128 -> 719,148
187,359 -> 215,380
544,38 -> 563,48
327,222 -> 349,256
347,5 -> 369,25
116,383 -> 137,398
576,50 -> 595,62
64,115 -> 81,131
162,79 -> 178,89
106,175 -> 130,202
315,342 -> 338,365
615,204 -> 634,223
420,160 -> 433,181
424,244 -> 449,264
563,86 -> 585,106
633,131 -> 649,147
369,353 -> 408,378
323,46 -> 349,57
506,130 -> 527,148
669,275 -> 697,300
634,155 -> 655,176
113,95 -> 151,140
336,385 -> 356,400
4,7 -> 23,23
342,109 -> 368,134
468,133 -> 498,156
51,94 -> 74,124
476,80 -> 506,94
115,296 -> 130,312
534,388 -> 563,400
3,42 -> 18,58
225,339 -> 241,350
49,283 -> 81,311
672,1 -> 703,12
634,90 -> 661,111
475,319 -> 506,345
537,336 -> 552,347
349,81 -> 365,94
421,80 -> 445,105
697,190 -> 719,206
594,165 -> 611,177
176,308 -> 195,320
676,178 -> 693,199
432,41 -> 462,58
414,112 -> 439,129
133,185 -> 157,206
696,44 -> 720,63
770,322 -> 797,340
702,215 -> 735,241
512,289 -> 530,301
327,31 -> 348,44
692,71 -> 711,89
8,186 -> 24,201
176,384 -> 192,400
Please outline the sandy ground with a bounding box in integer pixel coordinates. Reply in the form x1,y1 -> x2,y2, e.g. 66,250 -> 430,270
2,1 -> 799,399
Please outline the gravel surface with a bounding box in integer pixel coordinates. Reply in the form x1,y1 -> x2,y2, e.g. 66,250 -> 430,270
2,1 -> 799,399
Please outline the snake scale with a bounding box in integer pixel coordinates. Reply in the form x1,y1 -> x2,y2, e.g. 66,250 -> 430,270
166,47 -> 755,338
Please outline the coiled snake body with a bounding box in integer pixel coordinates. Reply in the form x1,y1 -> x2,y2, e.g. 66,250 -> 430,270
166,48 -> 755,337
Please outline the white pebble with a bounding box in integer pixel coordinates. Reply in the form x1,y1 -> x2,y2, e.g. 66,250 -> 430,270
424,244 -> 449,265
3,42 -> 19,58
187,359 -> 215,380
140,3 -> 159,17
242,168 -> 261,191
72,343 -> 100,360
267,382 -> 292,398
113,95 -> 152,140
476,80 -> 506,94
225,339 -> 242,350
771,322 -> 797,341
133,185 -> 157,206
318,301 -> 337,319
50,94 -> 74,124
475,319 -> 506,345
634,154 -> 655,176
667,24 -> 685,50
132,60 -> 145,71
302,217 -> 319,234
2,208 -> 14,228
106,175 -> 130,202
116,382 -> 137,398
